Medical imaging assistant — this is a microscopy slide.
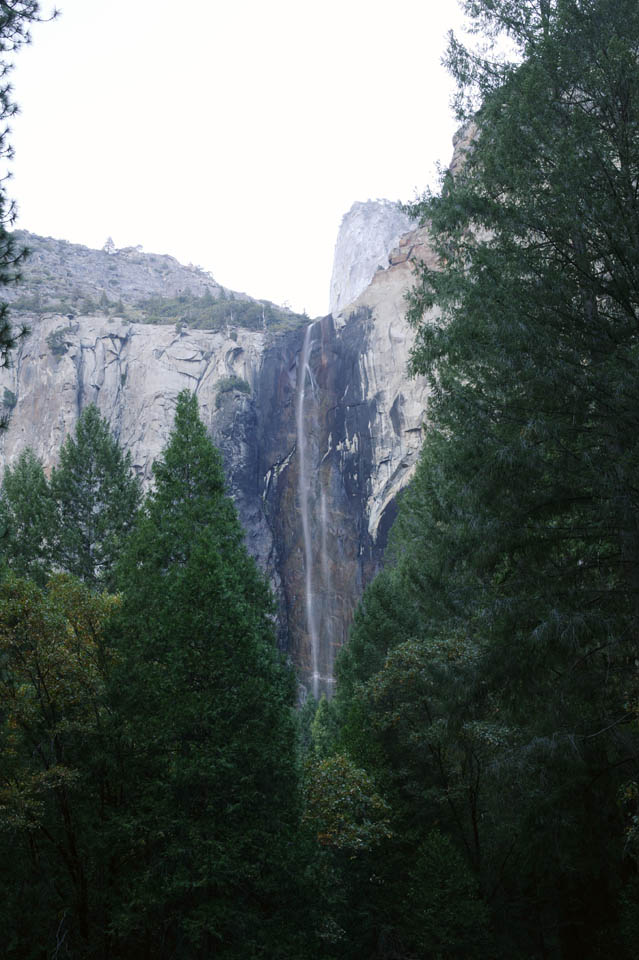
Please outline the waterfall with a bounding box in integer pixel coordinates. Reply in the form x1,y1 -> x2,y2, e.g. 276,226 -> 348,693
296,320 -> 339,700
296,322 -> 320,699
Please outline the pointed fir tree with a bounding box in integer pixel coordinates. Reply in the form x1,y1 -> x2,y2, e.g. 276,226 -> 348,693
49,405 -> 141,590
0,448 -> 55,584
110,390 -> 307,959
333,1 -> 639,955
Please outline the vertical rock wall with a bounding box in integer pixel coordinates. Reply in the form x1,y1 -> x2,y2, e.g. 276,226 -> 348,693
0,214 -> 434,695
329,200 -> 415,316
269,313 -> 381,698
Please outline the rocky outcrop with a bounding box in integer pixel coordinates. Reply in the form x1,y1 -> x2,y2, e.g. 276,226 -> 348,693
0,208 -> 435,697
329,200 -> 414,315
4,231 -> 237,313
334,224 -> 434,544
0,314 -> 292,612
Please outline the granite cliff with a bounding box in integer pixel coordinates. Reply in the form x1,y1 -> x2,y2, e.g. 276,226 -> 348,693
329,200 -> 414,316
0,215 -> 432,697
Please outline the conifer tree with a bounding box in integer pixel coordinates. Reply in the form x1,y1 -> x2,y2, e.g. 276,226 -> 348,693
50,405 -> 141,590
0,3 -> 55,371
0,447 -> 54,583
334,1 -> 639,955
111,390 -> 306,959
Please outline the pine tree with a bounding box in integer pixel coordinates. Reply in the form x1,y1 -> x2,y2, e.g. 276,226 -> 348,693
0,448 -> 54,584
50,405 -> 141,590
405,0 -> 639,815
334,1 -> 639,955
110,390 -> 306,959
0,3 -> 55,372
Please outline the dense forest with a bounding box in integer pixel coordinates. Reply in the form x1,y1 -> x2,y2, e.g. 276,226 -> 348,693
330,0 -> 639,955
1,0 -> 639,957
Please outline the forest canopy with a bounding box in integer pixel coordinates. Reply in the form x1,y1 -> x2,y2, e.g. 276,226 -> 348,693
2,0 -> 639,957
330,0 -> 639,956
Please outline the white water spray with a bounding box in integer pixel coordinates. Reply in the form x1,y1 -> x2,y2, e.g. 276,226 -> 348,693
296,321 -> 340,699
296,322 -> 320,698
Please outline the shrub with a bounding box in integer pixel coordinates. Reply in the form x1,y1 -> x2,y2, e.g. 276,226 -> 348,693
215,376 -> 250,408
46,325 -> 75,356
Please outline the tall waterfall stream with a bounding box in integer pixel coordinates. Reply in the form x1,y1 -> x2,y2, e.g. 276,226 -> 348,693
295,321 -> 337,699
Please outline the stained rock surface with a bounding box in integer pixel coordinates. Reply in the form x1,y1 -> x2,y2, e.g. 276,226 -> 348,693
0,212 -> 435,696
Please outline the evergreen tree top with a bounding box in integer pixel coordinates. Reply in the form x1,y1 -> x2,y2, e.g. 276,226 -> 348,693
50,404 -> 141,590
151,389 -> 225,504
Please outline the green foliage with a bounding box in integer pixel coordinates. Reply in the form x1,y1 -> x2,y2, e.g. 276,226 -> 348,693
215,374 -> 251,407
309,694 -> 339,760
45,323 -> 75,355
0,448 -> 55,585
0,395 -> 313,958
50,405 -> 141,589
401,830 -> 492,960
0,574 -> 118,829
0,411 -> 139,592
296,693 -> 317,758
0,574 -> 121,958
110,390 -> 307,958
0,3 -> 51,372
2,387 -> 15,409
303,753 -> 391,852
333,1 -> 639,956
131,289 -> 307,332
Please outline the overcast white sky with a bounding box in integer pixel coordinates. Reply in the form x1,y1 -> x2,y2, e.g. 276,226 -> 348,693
9,0 -> 466,317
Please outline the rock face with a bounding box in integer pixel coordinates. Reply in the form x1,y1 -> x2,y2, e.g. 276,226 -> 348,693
0,214 -> 433,697
0,314 -> 292,616
4,231 -> 237,314
337,224 -> 434,544
329,200 -> 415,315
